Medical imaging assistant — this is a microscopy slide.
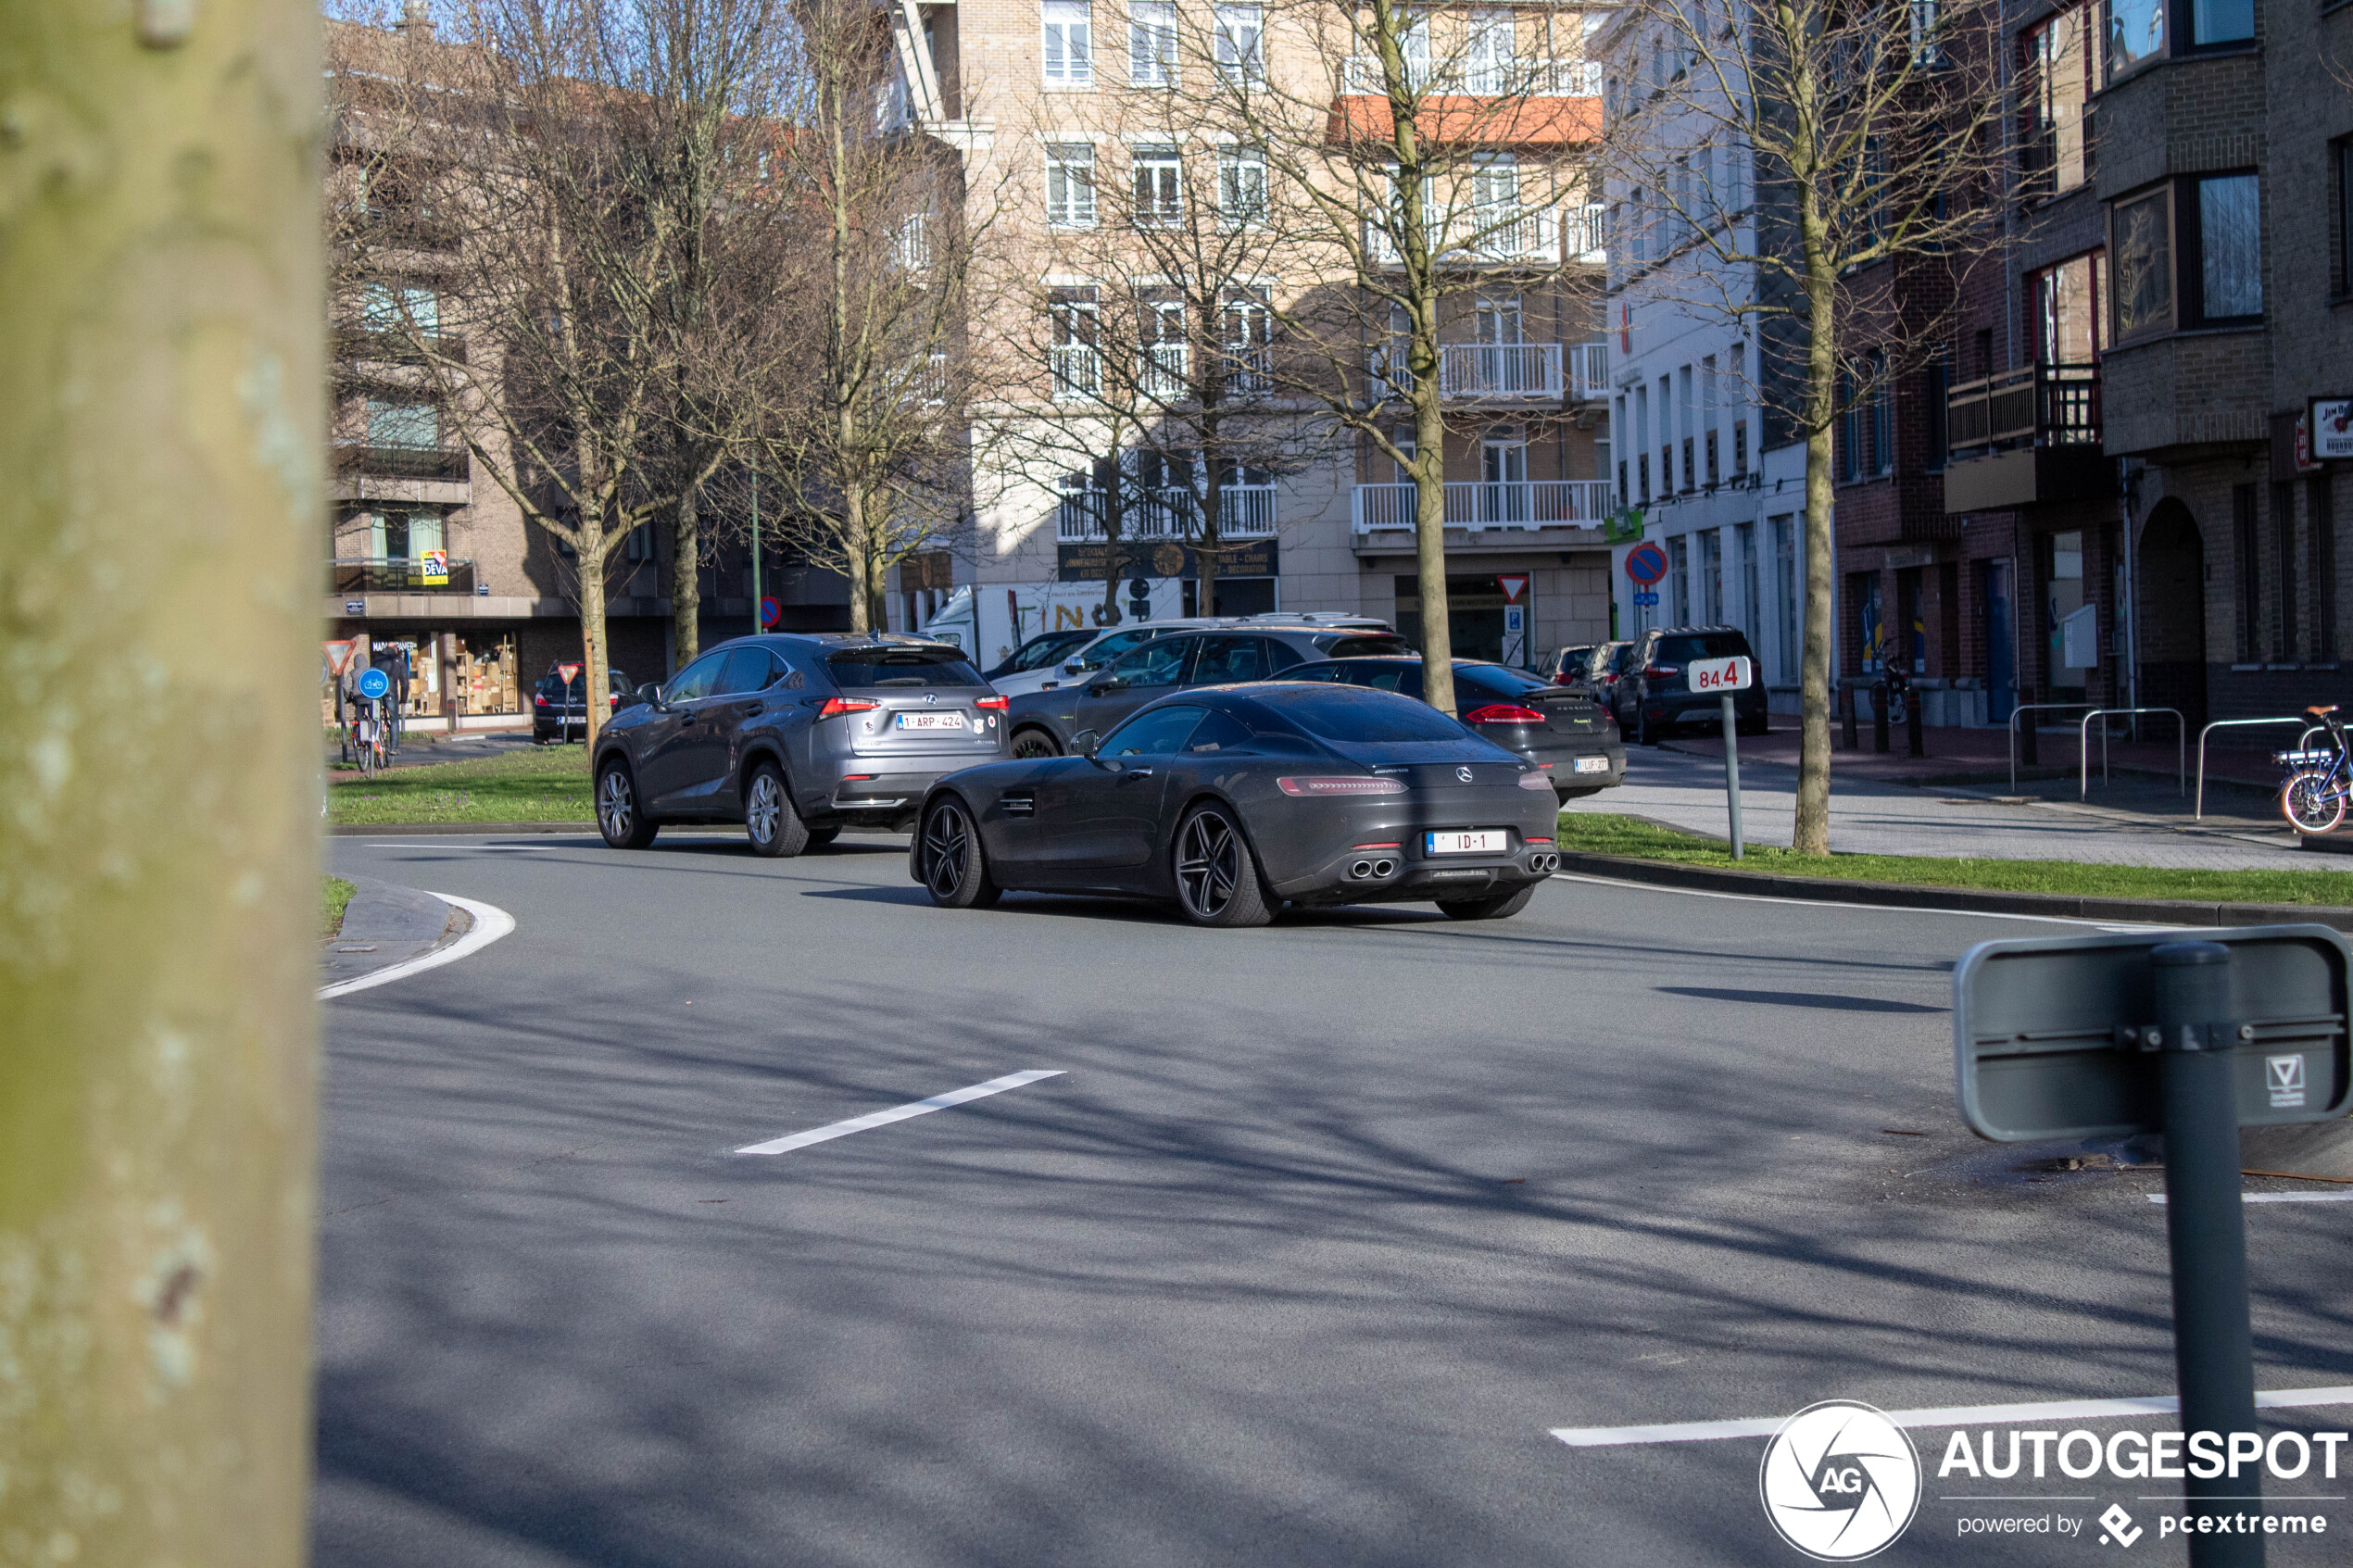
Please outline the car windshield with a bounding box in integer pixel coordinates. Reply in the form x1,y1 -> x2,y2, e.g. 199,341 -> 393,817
1252,685 -> 1469,744
825,647 -> 985,688
994,631 -> 1090,676
1655,633 -> 1749,663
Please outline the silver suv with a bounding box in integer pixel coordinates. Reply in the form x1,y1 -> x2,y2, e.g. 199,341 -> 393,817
591,633 -> 1008,855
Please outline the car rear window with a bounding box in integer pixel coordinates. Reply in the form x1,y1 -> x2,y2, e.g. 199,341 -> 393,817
825,647 -> 985,688
1656,633 -> 1750,664
1254,685 -> 1468,744
1315,633 -> 1412,657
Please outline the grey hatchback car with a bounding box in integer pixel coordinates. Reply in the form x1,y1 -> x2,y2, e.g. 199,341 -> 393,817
591,633 -> 1008,855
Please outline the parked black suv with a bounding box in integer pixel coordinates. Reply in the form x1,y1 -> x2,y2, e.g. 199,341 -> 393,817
1616,626 -> 1768,744
534,664 -> 632,744
590,634 -> 1008,854
1004,623 -> 1409,757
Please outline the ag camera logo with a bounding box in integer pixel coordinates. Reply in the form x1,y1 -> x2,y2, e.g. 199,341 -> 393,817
1758,1400 -> 1921,1561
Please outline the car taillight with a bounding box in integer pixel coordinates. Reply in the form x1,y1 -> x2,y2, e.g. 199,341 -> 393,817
1352,841 -> 1403,849
534,694 -> 549,708
816,697 -> 882,719
1516,771 -> 1556,791
1644,664 -> 1681,679
1526,835 -> 1554,844
975,696 -> 1009,710
1464,703 -> 1546,725
1277,776 -> 1406,797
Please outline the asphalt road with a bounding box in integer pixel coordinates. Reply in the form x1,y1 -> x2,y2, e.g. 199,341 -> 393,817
319,830 -> 2353,1567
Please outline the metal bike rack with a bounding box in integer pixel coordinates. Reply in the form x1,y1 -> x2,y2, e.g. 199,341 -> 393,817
2075,707 -> 2184,800
2194,715 -> 2315,819
2007,703 -> 2098,793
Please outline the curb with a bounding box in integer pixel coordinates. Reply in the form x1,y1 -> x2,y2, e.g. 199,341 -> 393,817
330,820 -> 598,835
1554,850 -> 2353,933
320,893 -> 515,1000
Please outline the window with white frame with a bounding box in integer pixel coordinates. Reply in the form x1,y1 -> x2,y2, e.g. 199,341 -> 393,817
1218,145 -> 1267,226
1128,0 -> 1176,85
1132,145 -> 1183,225
1469,156 -> 1521,256
1464,9 -> 1514,93
1043,1 -> 1094,87
1222,287 -> 1272,392
1045,143 -> 1097,227
1138,295 -> 1189,395
1050,286 -> 1101,398
1214,4 -> 1263,82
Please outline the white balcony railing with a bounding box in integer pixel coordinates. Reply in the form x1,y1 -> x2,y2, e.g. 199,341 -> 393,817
1051,345 -> 1101,399
1367,207 -> 1558,268
1440,342 -> 1561,400
1139,344 -> 1189,397
1342,57 -> 1603,96
1058,484 -> 1278,541
1351,479 -> 1614,533
1568,341 -> 1608,402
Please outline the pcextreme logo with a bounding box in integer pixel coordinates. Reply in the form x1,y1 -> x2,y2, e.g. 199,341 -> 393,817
1759,1400 -> 1923,1562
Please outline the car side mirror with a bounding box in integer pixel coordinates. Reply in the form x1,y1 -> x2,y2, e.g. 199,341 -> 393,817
1091,674 -> 1127,693
1070,728 -> 1101,758
1063,657 -> 1090,674
635,683 -> 662,709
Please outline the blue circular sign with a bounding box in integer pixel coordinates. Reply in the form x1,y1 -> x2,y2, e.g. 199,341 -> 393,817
1625,542 -> 1669,586
760,596 -> 782,628
356,667 -> 391,700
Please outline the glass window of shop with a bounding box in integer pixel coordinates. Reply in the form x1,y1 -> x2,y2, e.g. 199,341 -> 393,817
2045,531 -> 2087,700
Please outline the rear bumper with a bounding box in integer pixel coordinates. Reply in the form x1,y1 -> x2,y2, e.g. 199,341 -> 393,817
1272,822 -> 1561,904
1642,687 -> 1768,726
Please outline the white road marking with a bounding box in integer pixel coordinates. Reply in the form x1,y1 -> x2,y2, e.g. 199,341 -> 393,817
1550,872 -> 2160,930
735,1070 -> 1064,1156
319,893 -> 515,1000
2146,1191 -> 2353,1205
1550,1386 -> 2353,1449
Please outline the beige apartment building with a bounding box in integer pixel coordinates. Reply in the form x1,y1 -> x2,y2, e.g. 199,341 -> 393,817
889,0 -> 1619,668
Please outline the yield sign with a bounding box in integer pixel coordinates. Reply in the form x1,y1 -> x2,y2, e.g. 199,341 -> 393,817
1496,574 -> 1530,605
322,639 -> 358,676
559,662 -> 583,684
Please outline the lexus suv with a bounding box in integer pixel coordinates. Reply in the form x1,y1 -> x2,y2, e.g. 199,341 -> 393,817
590,634 -> 1008,855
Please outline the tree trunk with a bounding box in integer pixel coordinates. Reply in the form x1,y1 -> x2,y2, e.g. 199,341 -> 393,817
1411,343 -> 1455,715
843,480 -> 872,633
670,481 -> 700,667
579,544 -> 612,749
1099,458 -> 1126,629
0,3 -> 321,1563
1198,464 -> 1222,619
1794,195 -> 1838,854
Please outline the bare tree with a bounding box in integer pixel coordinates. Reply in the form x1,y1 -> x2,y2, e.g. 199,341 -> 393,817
756,0 -> 1001,633
1184,0 -> 1603,714
992,76 -> 1318,637
1599,0 -> 2001,851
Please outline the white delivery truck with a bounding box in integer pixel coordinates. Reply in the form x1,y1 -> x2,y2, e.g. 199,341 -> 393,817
919,578 -> 1188,674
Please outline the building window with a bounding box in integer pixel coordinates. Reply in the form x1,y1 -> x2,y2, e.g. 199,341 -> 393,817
1737,521 -> 1758,641
2021,3 -> 2099,198
1839,365 -> 1862,483
2191,172 -> 2261,325
1669,533 -> 1691,624
2273,481 -> 2299,660
2032,250 -> 2106,362
1045,143 -> 1097,227
1050,287 -> 1101,399
359,280 -> 440,336
1217,146 -> 1266,226
2312,477 -> 2337,660
2233,483 -> 2261,660
2190,0 -> 2254,47
1043,1 -> 1094,86
2107,0 -> 2164,77
1221,289 -> 1272,392
1772,516 -> 1797,683
1699,529 -> 1723,623
365,397 -> 438,449
1464,9 -> 1515,94
1132,145 -> 1182,225
1138,296 -> 1188,396
1214,4 -> 1263,83
1926,349 -> 1950,471
2337,140 -> 2353,296
2110,184 -> 2173,342
1869,353 -> 1894,476
1128,0 -> 1176,86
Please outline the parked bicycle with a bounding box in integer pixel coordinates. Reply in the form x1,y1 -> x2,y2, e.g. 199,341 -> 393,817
347,696 -> 387,780
2276,704 -> 2351,834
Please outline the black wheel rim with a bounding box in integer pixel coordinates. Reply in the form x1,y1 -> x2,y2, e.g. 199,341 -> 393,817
1176,812 -> 1238,918
598,770 -> 633,838
748,773 -> 780,844
923,803 -> 969,897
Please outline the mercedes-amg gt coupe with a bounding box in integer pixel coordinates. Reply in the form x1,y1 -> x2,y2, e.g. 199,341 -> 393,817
909,682 -> 1564,928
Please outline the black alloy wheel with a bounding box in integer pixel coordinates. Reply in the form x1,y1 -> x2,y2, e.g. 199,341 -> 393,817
1172,805 -> 1273,928
1437,884 -> 1536,921
596,760 -> 660,849
919,797 -> 1001,908
1011,730 -> 1061,759
744,760 -> 811,858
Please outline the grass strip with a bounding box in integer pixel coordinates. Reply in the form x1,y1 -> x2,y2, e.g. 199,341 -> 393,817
322,876 -> 357,937
1555,810 -> 2353,908
329,745 -> 593,825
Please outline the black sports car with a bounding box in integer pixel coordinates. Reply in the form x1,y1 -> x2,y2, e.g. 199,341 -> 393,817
909,683 -> 1564,927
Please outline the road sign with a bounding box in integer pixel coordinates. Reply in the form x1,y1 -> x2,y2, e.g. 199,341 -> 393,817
1496,574 -> 1529,604
2311,396 -> 2353,461
356,667 -> 391,701
1630,591 -> 1659,608
344,599 -> 365,615
1687,655 -> 1752,694
1953,926 -> 2350,1142
558,662 -> 582,684
1624,542 -> 1668,585
760,596 -> 782,629
322,640 -> 358,677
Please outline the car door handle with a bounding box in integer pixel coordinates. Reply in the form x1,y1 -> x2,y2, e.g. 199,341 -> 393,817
1124,767 -> 1153,778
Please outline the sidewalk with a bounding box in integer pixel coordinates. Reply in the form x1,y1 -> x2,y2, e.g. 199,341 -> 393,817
1567,744 -> 2340,873
321,877 -> 467,989
1662,719 -> 2287,793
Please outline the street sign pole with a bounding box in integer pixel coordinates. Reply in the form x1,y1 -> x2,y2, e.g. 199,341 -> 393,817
749,464 -> 761,640
2152,943 -> 2261,1565
1720,692 -> 1743,859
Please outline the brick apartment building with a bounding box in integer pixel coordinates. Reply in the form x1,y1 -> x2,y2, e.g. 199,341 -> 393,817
887,0 -> 1620,670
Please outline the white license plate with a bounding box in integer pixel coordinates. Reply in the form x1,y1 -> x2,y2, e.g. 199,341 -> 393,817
1572,756 -> 1611,774
893,711 -> 966,731
1425,829 -> 1510,856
